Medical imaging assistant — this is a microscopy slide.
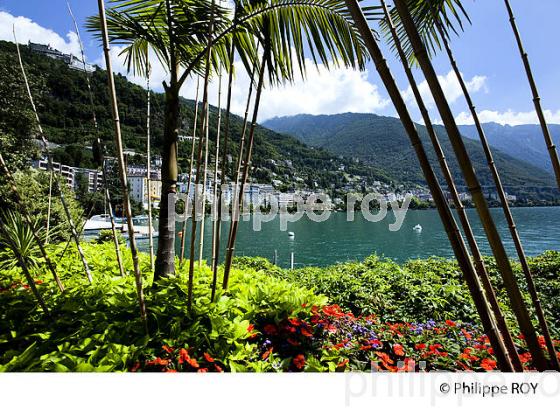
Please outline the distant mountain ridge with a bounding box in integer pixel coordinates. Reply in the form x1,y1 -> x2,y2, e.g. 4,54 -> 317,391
263,113 -> 558,198
457,122 -> 560,174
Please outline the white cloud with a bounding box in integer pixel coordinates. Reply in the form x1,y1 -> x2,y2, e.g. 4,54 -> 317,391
102,47 -> 390,121
0,11 -> 80,56
401,70 -> 487,108
455,109 -> 560,126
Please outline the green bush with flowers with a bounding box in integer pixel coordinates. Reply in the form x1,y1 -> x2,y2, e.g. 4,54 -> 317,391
1,243 -> 559,372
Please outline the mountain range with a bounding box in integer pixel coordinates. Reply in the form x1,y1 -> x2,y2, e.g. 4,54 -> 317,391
263,113 -> 558,197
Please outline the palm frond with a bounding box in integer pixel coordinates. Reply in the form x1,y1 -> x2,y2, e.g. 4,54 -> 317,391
379,0 -> 471,65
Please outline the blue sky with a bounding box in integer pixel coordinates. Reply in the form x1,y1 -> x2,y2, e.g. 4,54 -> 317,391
0,0 -> 558,124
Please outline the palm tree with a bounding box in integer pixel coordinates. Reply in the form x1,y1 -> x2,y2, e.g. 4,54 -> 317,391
0,211 -> 51,316
392,0 -> 547,371
89,0 -> 369,280
344,0 -> 514,371
13,28 -> 92,284
0,153 -> 64,293
380,0 -> 522,371
433,17 -> 559,370
503,0 -> 560,190
145,62 -> 155,273
97,0 -> 147,331
68,1 -> 126,278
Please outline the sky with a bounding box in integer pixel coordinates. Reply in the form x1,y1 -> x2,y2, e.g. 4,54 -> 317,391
0,0 -> 558,125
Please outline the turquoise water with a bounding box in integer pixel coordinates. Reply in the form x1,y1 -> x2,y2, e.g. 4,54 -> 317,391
139,206 -> 560,269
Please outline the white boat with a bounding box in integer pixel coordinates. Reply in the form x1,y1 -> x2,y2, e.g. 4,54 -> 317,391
288,231 -> 295,238
121,224 -> 159,239
413,224 -> 422,233
83,214 -> 114,232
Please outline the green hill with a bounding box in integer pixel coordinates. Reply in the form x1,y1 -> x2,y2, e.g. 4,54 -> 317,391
0,40 -> 389,194
263,113 -> 559,199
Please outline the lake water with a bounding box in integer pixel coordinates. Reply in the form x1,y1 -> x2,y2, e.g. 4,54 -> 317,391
139,206 -> 560,268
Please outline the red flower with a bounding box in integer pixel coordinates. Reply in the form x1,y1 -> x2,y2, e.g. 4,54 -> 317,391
187,357 -> 200,369
288,317 -> 301,326
300,327 -> 313,338
146,357 -> 169,367
197,368 -> 208,373
445,320 -> 456,327
376,352 -> 394,365
414,343 -> 426,351
393,344 -> 405,357
263,324 -> 278,335
461,328 -> 472,340
247,324 -> 255,333
130,362 -> 141,372
165,369 -> 177,373
162,345 -> 174,354
480,358 -> 497,371
203,353 -> 215,363
337,359 -> 349,368
287,338 -> 301,346
178,348 -> 190,365
293,354 -> 305,370
262,347 -> 273,360
214,364 -> 224,372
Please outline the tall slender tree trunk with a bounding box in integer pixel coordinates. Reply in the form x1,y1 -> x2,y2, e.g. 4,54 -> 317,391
222,49 -> 270,290
435,19 -> 559,370
154,0 -> 181,280
0,153 -> 64,293
211,42 -> 236,290
381,0 -> 521,371
68,1 -> 125,277
503,0 -> 560,189
97,0 -> 147,330
344,0 -> 514,371
210,69 -> 223,301
187,0 -> 215,309
13,27 -> 92,283
179,78 -> 201,264
45,170 -> 53,244
392,0 -> 546,371
146,63 -> 155,273
197,90 -> 211,267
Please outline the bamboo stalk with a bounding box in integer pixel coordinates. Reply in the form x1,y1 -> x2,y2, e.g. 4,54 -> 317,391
0,153 -> 64,293
503,0 -> 560,189
67,1 -> 125,277
197,83 -> 211,268
210,68 -> 223,301
188,0 -> 216,310
344,0 -> 514,371
393,0 -> 546,371
97,0 -> 147,330
146,61 -> 155,273
45,169 -> 53,244
435,18 -> 559,370
179,77 -> 200,264
13,26 -> 92,283
381,0 -> 522,371
222,49 -> 269,291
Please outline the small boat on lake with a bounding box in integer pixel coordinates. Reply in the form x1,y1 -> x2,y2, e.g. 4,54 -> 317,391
83,214 -> 113,232
413,224 -> 422,233
288,231 -> 295,238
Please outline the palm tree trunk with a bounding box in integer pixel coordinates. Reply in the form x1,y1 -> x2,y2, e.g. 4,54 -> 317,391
179,78 -> 201,264
222,49 -> 269,291
146,64 -> 155,273
154,0 -> 181,280
435,19 -> 559,370
68,1 -> 125,277
13,27 -> 92,283
98,0 -> 147,331
344,0 -> 513,372
392,0 -> 546,371
503,0 -> 560,189
187,0 -> 216,309
381,0 -> 521,371
210,69 -> 223,301
0,153 -> 64,293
